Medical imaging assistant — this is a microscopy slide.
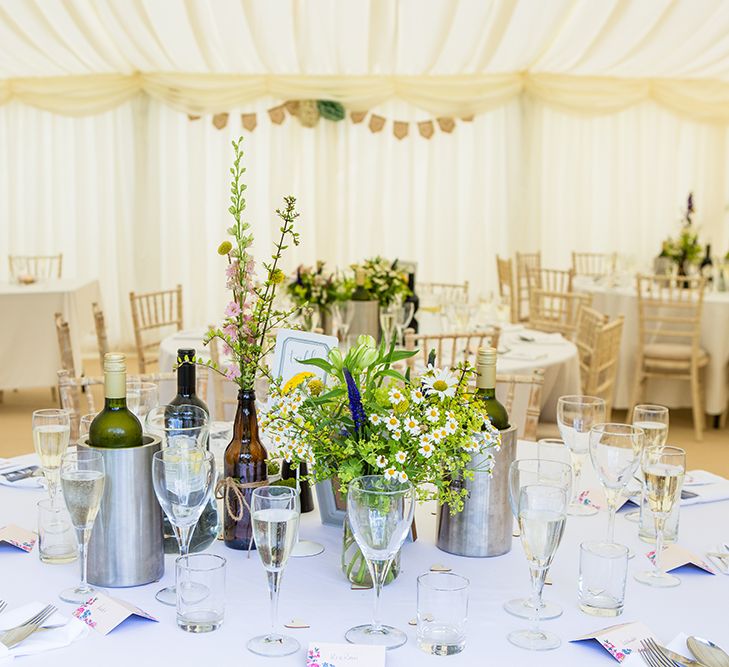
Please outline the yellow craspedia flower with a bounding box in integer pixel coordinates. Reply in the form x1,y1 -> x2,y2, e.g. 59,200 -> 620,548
218,241 -> 233,255
270,268 -> 285,284
308,378 -> 324,396
283,371 -> 314,394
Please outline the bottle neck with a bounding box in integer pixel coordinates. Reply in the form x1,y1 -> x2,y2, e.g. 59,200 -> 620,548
104,368 -> 126,406
177,362 -> 196,396
232,389 -> 258,441
476,363 -> 496,394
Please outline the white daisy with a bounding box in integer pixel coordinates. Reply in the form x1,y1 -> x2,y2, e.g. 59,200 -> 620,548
384,414 -> 400,431
403,417 -> 420,434
418,441 -> 435,458
411,389 -> 425,404
438,427 -> 449,441
388,387 -> 405,404
398,471 -> 409,483
395,450 -> 407,464
431,429 -> 444,443
422,368 -> 458,401
370,413 -> 382,426
391,429 -> 402,441
425,406 -> 440,423
383,467 -> 398,481
446,410 -> 456,421
375,455 -> 388,468
445,419 -> 458,435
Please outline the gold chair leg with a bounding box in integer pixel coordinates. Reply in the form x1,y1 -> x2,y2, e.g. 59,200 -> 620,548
628,365 -> 645,421
690,366 -> 704,441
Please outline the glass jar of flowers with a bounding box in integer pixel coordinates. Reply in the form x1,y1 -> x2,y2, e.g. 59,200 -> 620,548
286,262 -> 353,332
261,335 -> 500,585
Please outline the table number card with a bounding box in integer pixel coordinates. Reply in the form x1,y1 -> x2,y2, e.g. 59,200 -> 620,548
0,524 -> 37,552
72,592 -> 158,635
646,543 -> 716,574
571,621 -> 656,662
272,329 -> 338,384
306,642 -> 385,667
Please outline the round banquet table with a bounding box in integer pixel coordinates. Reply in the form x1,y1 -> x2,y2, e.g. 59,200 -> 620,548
158,327 -> 581,423
575,277 -> 729,416
2,442 -> 728,666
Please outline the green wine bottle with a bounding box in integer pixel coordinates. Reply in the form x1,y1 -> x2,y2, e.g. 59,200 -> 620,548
351,267 -> 372,300
89,353 -> 143,448
475,347 -> 510,430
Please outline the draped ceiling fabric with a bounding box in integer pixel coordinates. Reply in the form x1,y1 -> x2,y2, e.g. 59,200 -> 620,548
3,0 -> 729,344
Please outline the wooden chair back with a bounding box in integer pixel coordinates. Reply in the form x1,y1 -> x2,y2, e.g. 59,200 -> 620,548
54,312 -> 75,376
404,328 -> 501,371
584,316 -> 624,419
575,305 -> 608,373
515,252 -> 541,321
528,289 -> 591,339
526,267 -> 575,293
495,369 -> 545,441
572,252 -> 617,278
129,285 -> 183,372
92,302 -> 109,369
418,281 -> 469,302
496,255 -> 518,323
208,334 -> 239,421
9,254 -> 62,280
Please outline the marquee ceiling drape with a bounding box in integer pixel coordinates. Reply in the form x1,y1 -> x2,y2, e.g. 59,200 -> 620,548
5,0 -> 729,121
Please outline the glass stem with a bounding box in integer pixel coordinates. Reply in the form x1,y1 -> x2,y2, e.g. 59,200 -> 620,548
267,570 -> 282,638
607,501 -> 616,544
176,524 -> 193,557
653,515 -> 666,575
368,558 -> 391,632
47,470 -> 60,508
571,455 -> 584,504
77,527 -> 90,592
529,567 -> 546,637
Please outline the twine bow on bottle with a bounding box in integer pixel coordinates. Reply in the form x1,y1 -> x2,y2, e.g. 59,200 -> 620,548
215,476 -> 267,557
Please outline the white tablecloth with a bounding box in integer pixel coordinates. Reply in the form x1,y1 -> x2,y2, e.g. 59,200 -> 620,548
0,279 -> 101,390
576,277 -> 729,415
3,443 -> 726,666
158,328 -> 581,423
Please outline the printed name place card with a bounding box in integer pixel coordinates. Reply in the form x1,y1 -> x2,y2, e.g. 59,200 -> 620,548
73,592 -> 158,635
571,621 -> 656,662
0,524 -> 37,552
272,329 -> 338,384
307,642 -> 385,667
646,543 -> 716,574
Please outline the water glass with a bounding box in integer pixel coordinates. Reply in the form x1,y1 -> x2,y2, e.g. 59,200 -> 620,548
37,498 -> 77,564
578,542 -> 628,617
417,573 -> 469,656
176,553 -> 226,633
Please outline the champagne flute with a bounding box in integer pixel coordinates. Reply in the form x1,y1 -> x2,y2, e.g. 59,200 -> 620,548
634,446 -> 686,588
345,475 -> 415,649
152,445 -> 215,605
32,409 -> 71,507
626,405 -> 669,523
505,459 -> 572,620
508,484 -> 568,650
126,378 -> 142,416
247,486 -> 301,657
589,423 -> 644,544
379,306 -> 397,345
395,301 -> 415,345
59,449 -> 105,603
557,395 -> 606,516
331,301 -> 355,342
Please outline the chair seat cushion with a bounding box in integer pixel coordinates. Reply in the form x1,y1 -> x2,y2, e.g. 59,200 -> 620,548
644,343 -> 709,364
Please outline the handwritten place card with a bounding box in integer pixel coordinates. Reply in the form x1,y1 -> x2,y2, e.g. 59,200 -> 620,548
272,329 -> 338,384
646,543 -> 716,574
0,524 -> 37,552
572,621 -> 656,662
72,592 -> 157,635
307,642 -> 385,667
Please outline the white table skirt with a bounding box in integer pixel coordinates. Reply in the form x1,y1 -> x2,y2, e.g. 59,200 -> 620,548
158,328 -> 581,423
0,279 -> 101,390
2,443 -> 727,666
575,278 -> 729,415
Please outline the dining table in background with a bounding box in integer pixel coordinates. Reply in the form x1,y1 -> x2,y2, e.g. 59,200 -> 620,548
0,279 -> 101,391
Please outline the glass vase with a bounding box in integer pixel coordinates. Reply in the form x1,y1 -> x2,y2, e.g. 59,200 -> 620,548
341,515 -> 400,586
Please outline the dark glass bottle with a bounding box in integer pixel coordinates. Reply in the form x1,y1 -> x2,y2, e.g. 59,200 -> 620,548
281,461 -> 314,513
168,348 -> 209,414
223,389 -> 268,550
474,347 -> 510,431
700,244 -> 713,283
405,271 -> 419,333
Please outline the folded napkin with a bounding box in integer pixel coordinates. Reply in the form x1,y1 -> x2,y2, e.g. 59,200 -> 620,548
681,470 -> 729,506
0,463 -> 44,489
0,602 -> 88,661
519,331 -> 565,345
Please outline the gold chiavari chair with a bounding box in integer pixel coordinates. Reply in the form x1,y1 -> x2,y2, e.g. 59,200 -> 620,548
630,274 -> 708,440
495,369 -> 545,441
404,328 -> 501,371
92,302 -> 109,369
418,281 -> 469,302
54,312 -> 76,377
515,252 -> 541,322
528,289 -> 591,340
496,255 -> 518,324
572,252 -> 617,279
9,253 -> 62,281
129,285 -> 183,372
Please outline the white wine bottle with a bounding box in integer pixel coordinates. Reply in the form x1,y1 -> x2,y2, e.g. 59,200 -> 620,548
89,353 -> 143,448
349,266 -> 380,340
474,347 -> 509,430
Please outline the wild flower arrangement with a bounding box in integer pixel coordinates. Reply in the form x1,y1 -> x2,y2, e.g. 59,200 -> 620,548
260,335 -> 501,512
361,257 -> 410,308
286,262 -> 354,311
660,193 -> 703,267
189,137 -> 301,390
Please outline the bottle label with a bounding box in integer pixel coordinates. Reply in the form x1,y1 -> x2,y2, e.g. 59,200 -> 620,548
476,364 -> 496,389
104,370 -> 126,399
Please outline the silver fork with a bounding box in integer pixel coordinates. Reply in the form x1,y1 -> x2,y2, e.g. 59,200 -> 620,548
0,605 -> 56,648
640,639 -> 679,667
0,601 -> 7,615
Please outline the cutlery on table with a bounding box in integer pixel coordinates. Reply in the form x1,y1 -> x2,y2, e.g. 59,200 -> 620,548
641,638 -> 680,667
642,638 -> 708,667
0,604 -> 57,649
688,637 -> 729,667
0,601 -> 6,615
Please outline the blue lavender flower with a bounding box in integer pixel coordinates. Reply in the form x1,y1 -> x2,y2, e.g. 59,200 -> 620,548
343,368 -> 366,437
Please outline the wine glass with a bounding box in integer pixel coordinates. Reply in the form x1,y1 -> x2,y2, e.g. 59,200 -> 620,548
557,395 -> 606,516
395,301 -> 415,344
589,423 -> 644,544
247,486 -> 301,657
32,409 -> 71,508
345,475 -> 415,649
634,446 -> 686,588
331,301 -> 355,342
508,484 -> 568,650
146,405 -> 209,448
379,305 -> 398,345
505,459 -> 572,621
78,413 -> 96,440
135,382 -> 159,420
126,378 -> 142,415
152,445 -> 215,605
59,449 -> 105,603
626,405 -> 669,523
